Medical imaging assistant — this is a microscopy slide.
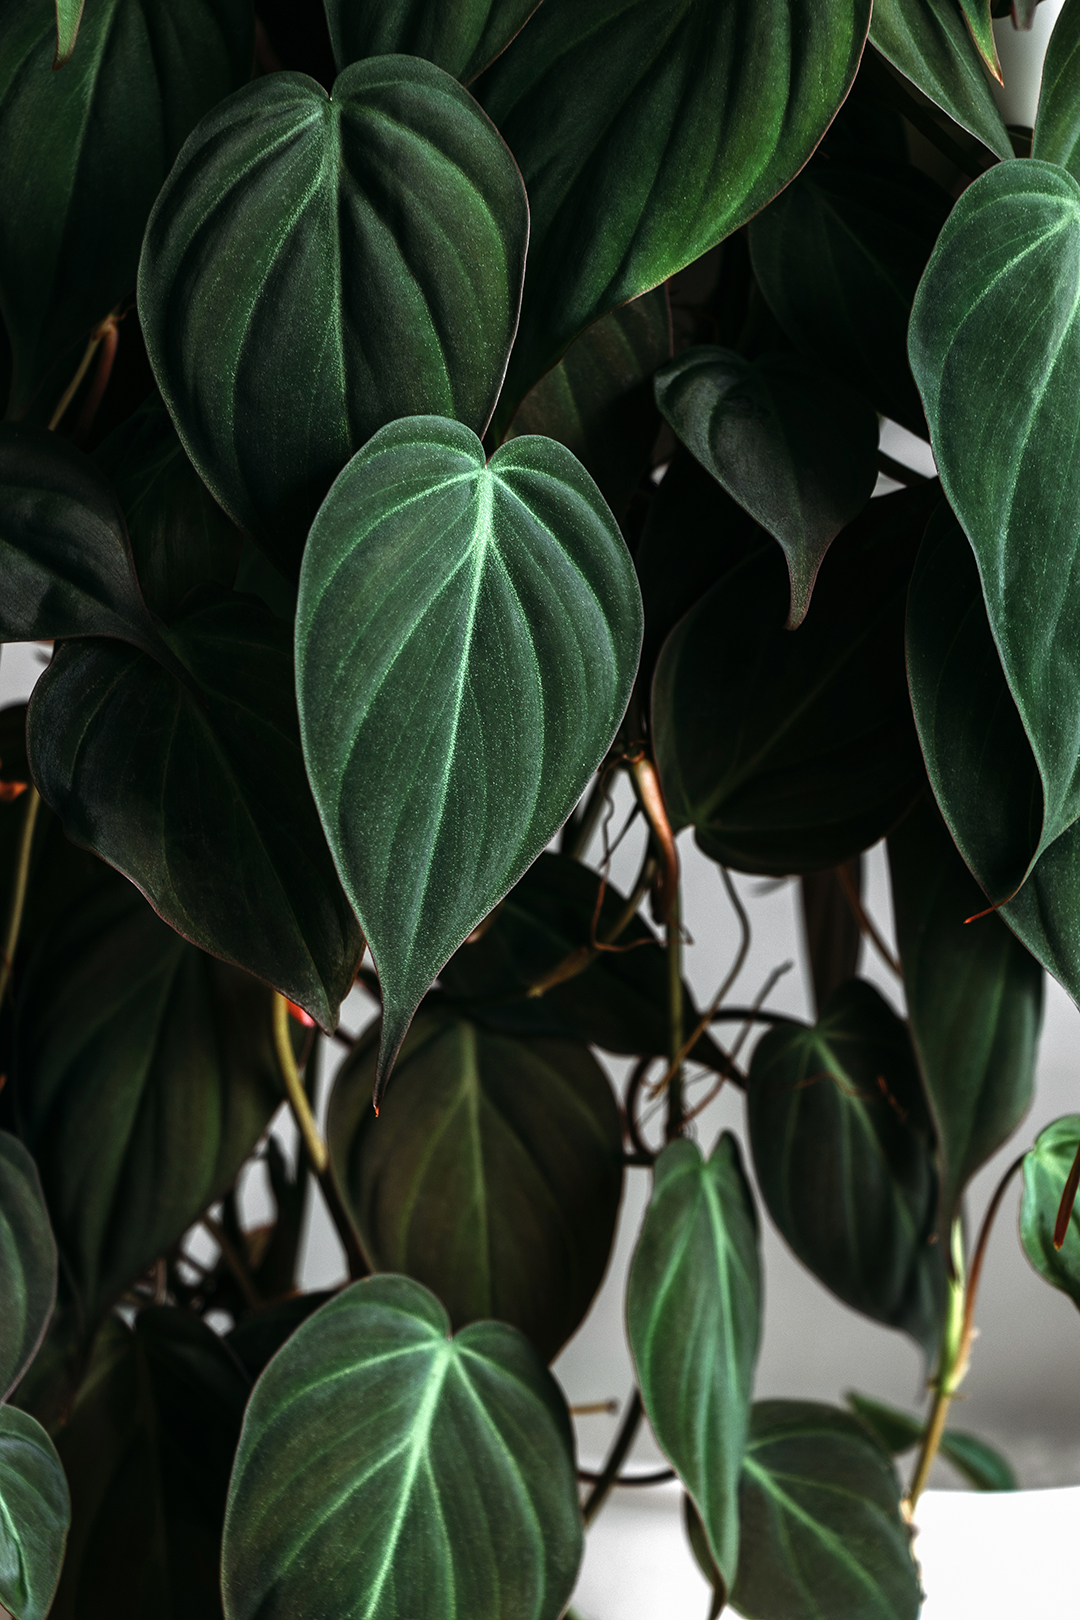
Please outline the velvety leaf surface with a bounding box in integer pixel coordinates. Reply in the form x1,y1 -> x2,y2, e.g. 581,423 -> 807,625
296,417 -> 641,1083
0,1406 -> 70,1620
481,0 -> 872,420
53,0 -> 84,65
869,0 -> 1013,158
221,1276 -> 583,1620
957,0 -> 1002,75
888,793 -> 1042,1223
627,1136 -> 761,1591
683,1497 -> 725,1620
14,880 -> 281,1334
652,483 -> 932,875
1033,0 -> 1080,178
799,860 -> 863,1015
326,0 -> 540,81
747,980 -> 944,1353
26,589 -> 363,1031
0,1133 -> 57,1403
846,1392 -> 1018,1489
328,1009 -> 623,1360
139,60 -> 528,577
0,0 -> 253,418
655,346 -> 879,625
733,1401 -> 920,1620
1020,1115 -> 1080,1308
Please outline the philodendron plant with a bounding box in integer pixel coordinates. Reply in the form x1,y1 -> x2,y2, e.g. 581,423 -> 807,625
5,0 -> 1080,1615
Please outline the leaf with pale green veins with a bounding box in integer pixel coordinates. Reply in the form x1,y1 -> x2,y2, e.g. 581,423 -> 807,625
655,346 -> 879,626
53,0 -> 84,64
480,0 -> 872,425
327,1008 -> 623,1361
0,1406 -> 70,1620
221,1276 -> 582,1620
0,1133 -> 57,1404
139,59 -> 528,578
869,0 -> 1013,158
325,0 -> 542,82
1020,1115 -> 1080,1309
846,1392 -> 1018,1490
296,417 -> 642,1090
1032,0 -> 1080,179
627,1136 -> 761,1594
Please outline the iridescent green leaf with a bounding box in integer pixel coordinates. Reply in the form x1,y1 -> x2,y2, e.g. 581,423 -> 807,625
1032,0 -> 1080,178
325,0 -> 541,82
1020,1115 -> 1080,1309
869,0 -> 1012,159
0,1406 -> 69,1620
0,1133 -> 56,1404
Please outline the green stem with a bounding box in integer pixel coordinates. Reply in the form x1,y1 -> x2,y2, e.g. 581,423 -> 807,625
906,1220 -> 965,1509
0,786 -> 40,1008
582,1390 -> 644,1526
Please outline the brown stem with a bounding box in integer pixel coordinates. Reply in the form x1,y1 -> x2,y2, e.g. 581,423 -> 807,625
1054,1136 -> 1080,1249
624,1057 -> 658,1163
582,1390 -> 644,1526
201,1215 -> 261,1312
959,1155 -> 1025,1368
72,315 -> 119,443
836,862 -> 902,979
0,786 -> 40,1008
628,750 -> 679,924
577,1466 -> 675,1487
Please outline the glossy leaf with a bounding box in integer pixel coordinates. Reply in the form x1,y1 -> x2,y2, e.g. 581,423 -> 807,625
888,793 -> 1042,1223
296,417 -> 641,1085
221,1276 -> 583,1620
652,483 -> 932,876
733,1401 -> 920,1620
847,1391 -> 1018,1489
481,0 -> 872,421
326,0 -> 541,82
27,589 -> 364,1031
799,860 -> 863,1015
328,1008 -> 623,1360
1033,0 -> 1080,178
53,0 -> 84,65
655,346 -> 879,626
0,0 -> 253,419
0,1406 -> 70,1620
139,60 -> 528,577
0,1133 -> 57,1403
14,880 -> 282,1334
869,0 -> 1013,159
747,979 -> 944,1353
627,1136 -> 761,1591
1020,1115 -> 1080,1309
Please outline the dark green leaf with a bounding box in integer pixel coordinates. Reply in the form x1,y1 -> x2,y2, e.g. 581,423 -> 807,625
846,1391 -> 923,1453
14,880 -> 281,1334
957,0 -> 1002,75
139,60 -> 528,577
53,0 -> 84,65
846,1392 -> 1018,1490
747,979 -> 945,1353
627,1136 -> 760,1590
295,417 -> 641,1085
869,0 -> 1013,158
748,151 -> 951,437
0,1132 -> 56,1402
1020,1115 -> 1080,1308
221,1276 -> 583,1620
225,1293 -> 334,1382
0,1406 -> 69,1620
26,589 -> 363,1031
1033,0 -> 1080,178
481,0 -> 872,421
327,1008 -> 623,1360
652,483 -> 932,876
799,860 -> 863,1016
655,346 -> 879,626
0,0 -> 253,419
888,793 -> 1042,1223
326,0 -> 541,82
733,1401 -> 920,1620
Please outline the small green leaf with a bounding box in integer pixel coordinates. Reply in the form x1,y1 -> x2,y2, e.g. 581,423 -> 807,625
52,0 -> 84,65
221,1276 -> 583,1620
139,60 -> 528,577
296,417 -> 641,1087
747,980 -> 945,1354
958,0 -> 1003,76
326,0 -> 541,82
733,1401 -> 920,1620
627,1136 -> 761,1591
1021,1115 -> 1080,1308
846,1393 -> 1018,1490
846,1391 -> 924,1453
327,1008 -> 623,1361
1032,0 -> 1080,178
0,1406 -> 70,1620
0,1133 -> 57,1403
869,0 -> 1013,159
655,346 -> 879,626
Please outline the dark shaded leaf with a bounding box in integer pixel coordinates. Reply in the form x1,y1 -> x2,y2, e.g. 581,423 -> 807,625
0,1406 -> 69,1620
847,1391 -> 1018,1489
1020,1115 -> 1080,1309
225,1292 -> 333,1382
0,1132 -> 57,1402
869,0 -> 1013,158
1032,0 -> 1080,178
799,859 -> 863,1016
53,0 -> 84,65
326,0 -> 541,82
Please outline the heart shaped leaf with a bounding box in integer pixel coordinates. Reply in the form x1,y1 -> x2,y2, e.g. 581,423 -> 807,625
139,60 -> 528,577
0,1406 -> 70,1620
481,0 -> 872,421
296,417 -> 642,1088
627,1136 -> 761,1592
221,1276 -> 583,1620
1020,1115 -> 1080,1309
27,589 -> 364,1031
847,1392 -> 1017,1490
326,0 -> 541,82
0,1133 -> 57,1403
869,0 -> 1012,158
1033,0 -> 1080,179
655,346 -> 879,626
327,1009 -> 623,1361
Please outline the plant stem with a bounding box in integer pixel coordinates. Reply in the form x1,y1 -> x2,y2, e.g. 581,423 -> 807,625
836,862 -> 902,979
0,785 -> 40,1007
665,891 -> 684,1140
582,1390 -> 644,1526
73,315 -> 120,442
906,1220 -> 966,1510
562,768 -> 613,861
273,994 -> 329,1173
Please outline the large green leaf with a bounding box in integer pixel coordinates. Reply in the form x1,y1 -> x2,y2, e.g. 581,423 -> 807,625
888,793 -> 1042,1224
326,0 -> 541,82
14,880 -> 281,1334
732,1401 -> 920,1620
1020,1115 -> 1080,1309
869,0 -> 1013,159
0,0 -> 253,419
747,979 -> 944,1353
846,1392 -> 1018,1490
26,589 -> 364,1031
655,346 -> 879,626
480,0 -> 872,422
627,1136 -> 761,1593
0,1406 -> 69,1620
1033,0 -> 1080,178
221,1276 -> 582,1620
295,417 -> 641,1085
139,59 -> 528,578
909,160 -> 1080,878
0,1133 -> 56,1403
327,1008 -> 623,1361
747,151 -> 951,437
652,483 -> 932,876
